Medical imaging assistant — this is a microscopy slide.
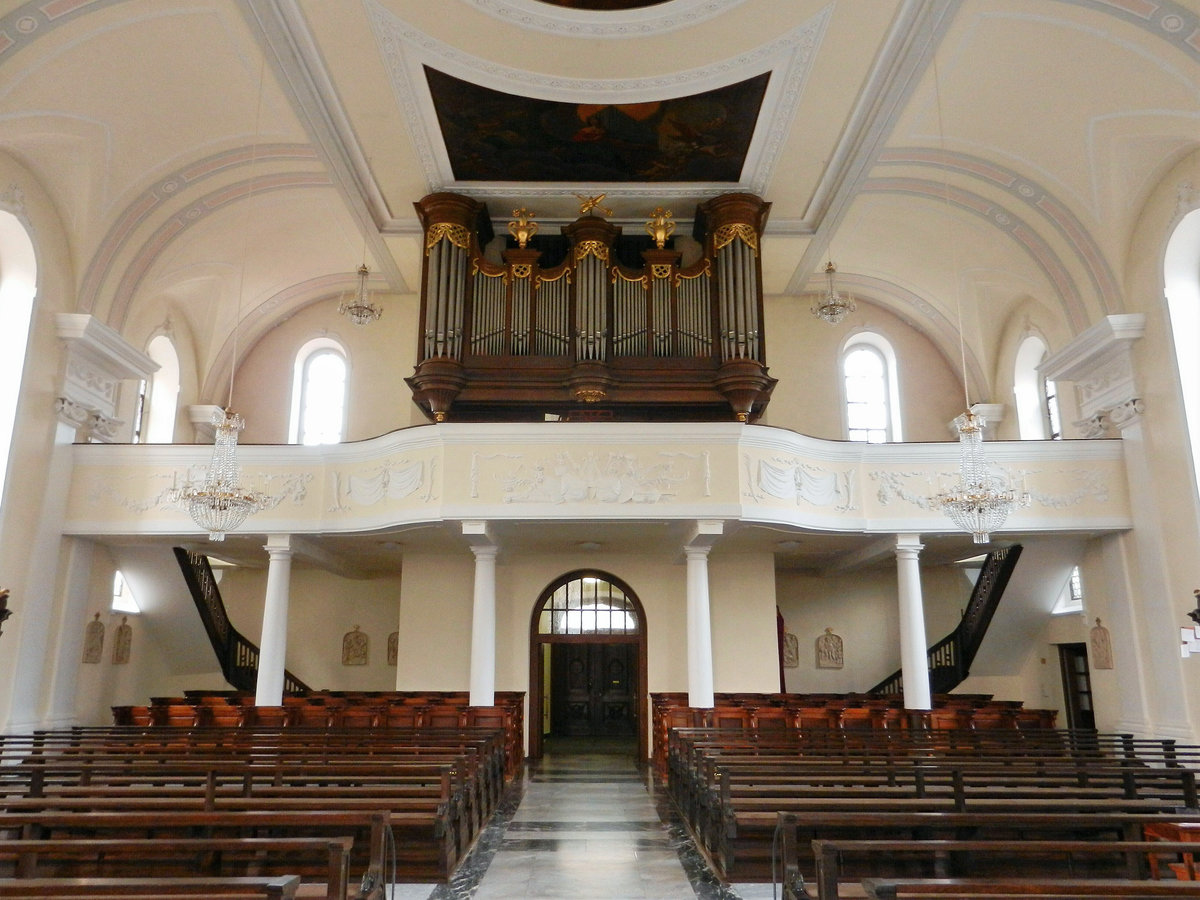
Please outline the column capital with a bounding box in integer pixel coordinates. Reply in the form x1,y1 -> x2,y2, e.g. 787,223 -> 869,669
264,534 -> 293,559
895,533 -> 924,557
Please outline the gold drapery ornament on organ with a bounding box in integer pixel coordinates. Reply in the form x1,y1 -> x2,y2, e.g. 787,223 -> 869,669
425,222 -> 472,255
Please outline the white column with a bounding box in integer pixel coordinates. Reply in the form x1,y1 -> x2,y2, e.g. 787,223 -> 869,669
684,520 -> 724,708
255,534 -> 293,707
686,547 -> 715,708
468,543 -> 498,706
895,533 -> 931,710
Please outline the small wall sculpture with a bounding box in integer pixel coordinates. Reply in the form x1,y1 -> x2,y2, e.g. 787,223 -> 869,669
82,612 -> 104,664
342,625 -> 368,666
1090,617 -> 1113,669
816,627 -> 843,669
112,616 -> 132,664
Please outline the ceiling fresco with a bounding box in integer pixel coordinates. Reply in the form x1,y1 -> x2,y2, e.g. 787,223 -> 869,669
424,67 -> 771,183
532,1 -> 672,8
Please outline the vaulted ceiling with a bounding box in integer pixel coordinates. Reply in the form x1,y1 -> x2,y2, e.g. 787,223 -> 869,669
1,0 -> 1197,407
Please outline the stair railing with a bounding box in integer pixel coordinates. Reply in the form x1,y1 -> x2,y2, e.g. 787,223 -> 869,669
868,544 -> 1023,696
174,547 -> 310,694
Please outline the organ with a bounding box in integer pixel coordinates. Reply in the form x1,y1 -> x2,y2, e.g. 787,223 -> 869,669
406,192 -> 776,423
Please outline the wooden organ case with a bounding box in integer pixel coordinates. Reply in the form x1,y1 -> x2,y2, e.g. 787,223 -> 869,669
405,192 -> 776,423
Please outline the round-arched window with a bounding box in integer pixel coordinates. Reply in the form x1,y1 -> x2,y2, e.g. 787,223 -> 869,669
536,572 -> 640,636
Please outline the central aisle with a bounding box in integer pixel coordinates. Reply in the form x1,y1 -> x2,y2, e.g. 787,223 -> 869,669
393,737 -> 775,899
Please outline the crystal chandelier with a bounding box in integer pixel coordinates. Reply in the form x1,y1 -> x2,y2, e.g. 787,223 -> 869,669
173,58 -> 267,541
338,263 -> 382,325
933,411 -> 1028,543
176,408 -> 265,541
811,261 -> 856,325
925,46 -> 1027,543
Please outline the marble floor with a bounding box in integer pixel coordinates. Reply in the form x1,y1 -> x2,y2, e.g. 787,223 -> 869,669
386,737 -> 780,900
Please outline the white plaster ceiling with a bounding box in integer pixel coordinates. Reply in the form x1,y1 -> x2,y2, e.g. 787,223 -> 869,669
1,0 -> 1198,567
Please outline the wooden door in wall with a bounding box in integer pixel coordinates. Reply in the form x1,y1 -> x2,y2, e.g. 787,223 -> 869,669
1058,642 -> 1096,730
550,642 -> 637,737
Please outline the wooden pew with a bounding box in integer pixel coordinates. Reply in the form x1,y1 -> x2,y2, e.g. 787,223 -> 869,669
793,838 -> 1200,900
0,837 -> 350,900
0,875 -> 301,897
859,877 -> 1200,897
0,810 -> 390,892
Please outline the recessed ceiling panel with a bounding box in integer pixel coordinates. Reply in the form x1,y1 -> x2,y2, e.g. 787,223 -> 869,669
424,66 -> 770,183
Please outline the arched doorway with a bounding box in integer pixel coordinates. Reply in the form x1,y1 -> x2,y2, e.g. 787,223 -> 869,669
528,570 -> 647,761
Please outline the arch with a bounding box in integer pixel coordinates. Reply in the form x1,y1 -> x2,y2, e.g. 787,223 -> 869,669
0,209 -> 37,512
528,569 -> 648,761
288,336 -> 348,445
841,330 -> 902,442
1165,207 -> 1200,498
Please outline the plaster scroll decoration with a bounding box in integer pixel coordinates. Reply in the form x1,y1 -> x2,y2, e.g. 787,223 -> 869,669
55,397 -> 92,430
870,471 -> 937,510
1025,468 -> 1109,509
1075,413 -> 1110,439
471,453 -> 522,499
1107,397 -> 1144,431
755,457 -> 856,511
87,411 -> 122,443
500,451 -> 692,504
337,459 -> 426,508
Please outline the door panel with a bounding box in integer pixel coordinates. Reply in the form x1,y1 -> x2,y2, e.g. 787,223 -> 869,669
549,642 -> 637,737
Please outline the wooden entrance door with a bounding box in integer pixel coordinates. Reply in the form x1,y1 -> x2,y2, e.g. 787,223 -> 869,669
1058,642 -> 1096,730
550,642 -> 637,737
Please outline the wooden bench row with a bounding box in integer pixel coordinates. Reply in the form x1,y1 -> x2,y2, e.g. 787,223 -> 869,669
0,723 -> 516,891
115,691 -> 526,780
781,833 -> 1200,898
665,728 -> 1200,883
650,692 -> 1060,778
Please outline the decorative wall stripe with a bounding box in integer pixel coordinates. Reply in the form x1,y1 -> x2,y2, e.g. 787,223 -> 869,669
862,176 -> 1090,333
107,171 -> 332,330
879,148 -> 1122,315
78,144 -> 319,315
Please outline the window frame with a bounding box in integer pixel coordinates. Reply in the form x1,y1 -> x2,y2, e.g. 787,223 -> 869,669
288,337 -> 349,446
840,331 -> 902,443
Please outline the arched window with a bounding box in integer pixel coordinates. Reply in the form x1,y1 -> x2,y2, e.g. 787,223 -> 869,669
141,335 -> 179,443
1165,208 -> 1200,486
536,572 -> 640,635
288,338 -> 348,445
841,332 -> 901,442
1013,334 -> 1055,440
0,210 -> 37,507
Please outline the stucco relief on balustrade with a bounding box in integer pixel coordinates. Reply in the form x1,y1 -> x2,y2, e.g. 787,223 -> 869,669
328,457 -> 437,512
870,467 -> 1112,511
743,454 -> 856,512
469,449 -> 711,505
83,470 -> 313,516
